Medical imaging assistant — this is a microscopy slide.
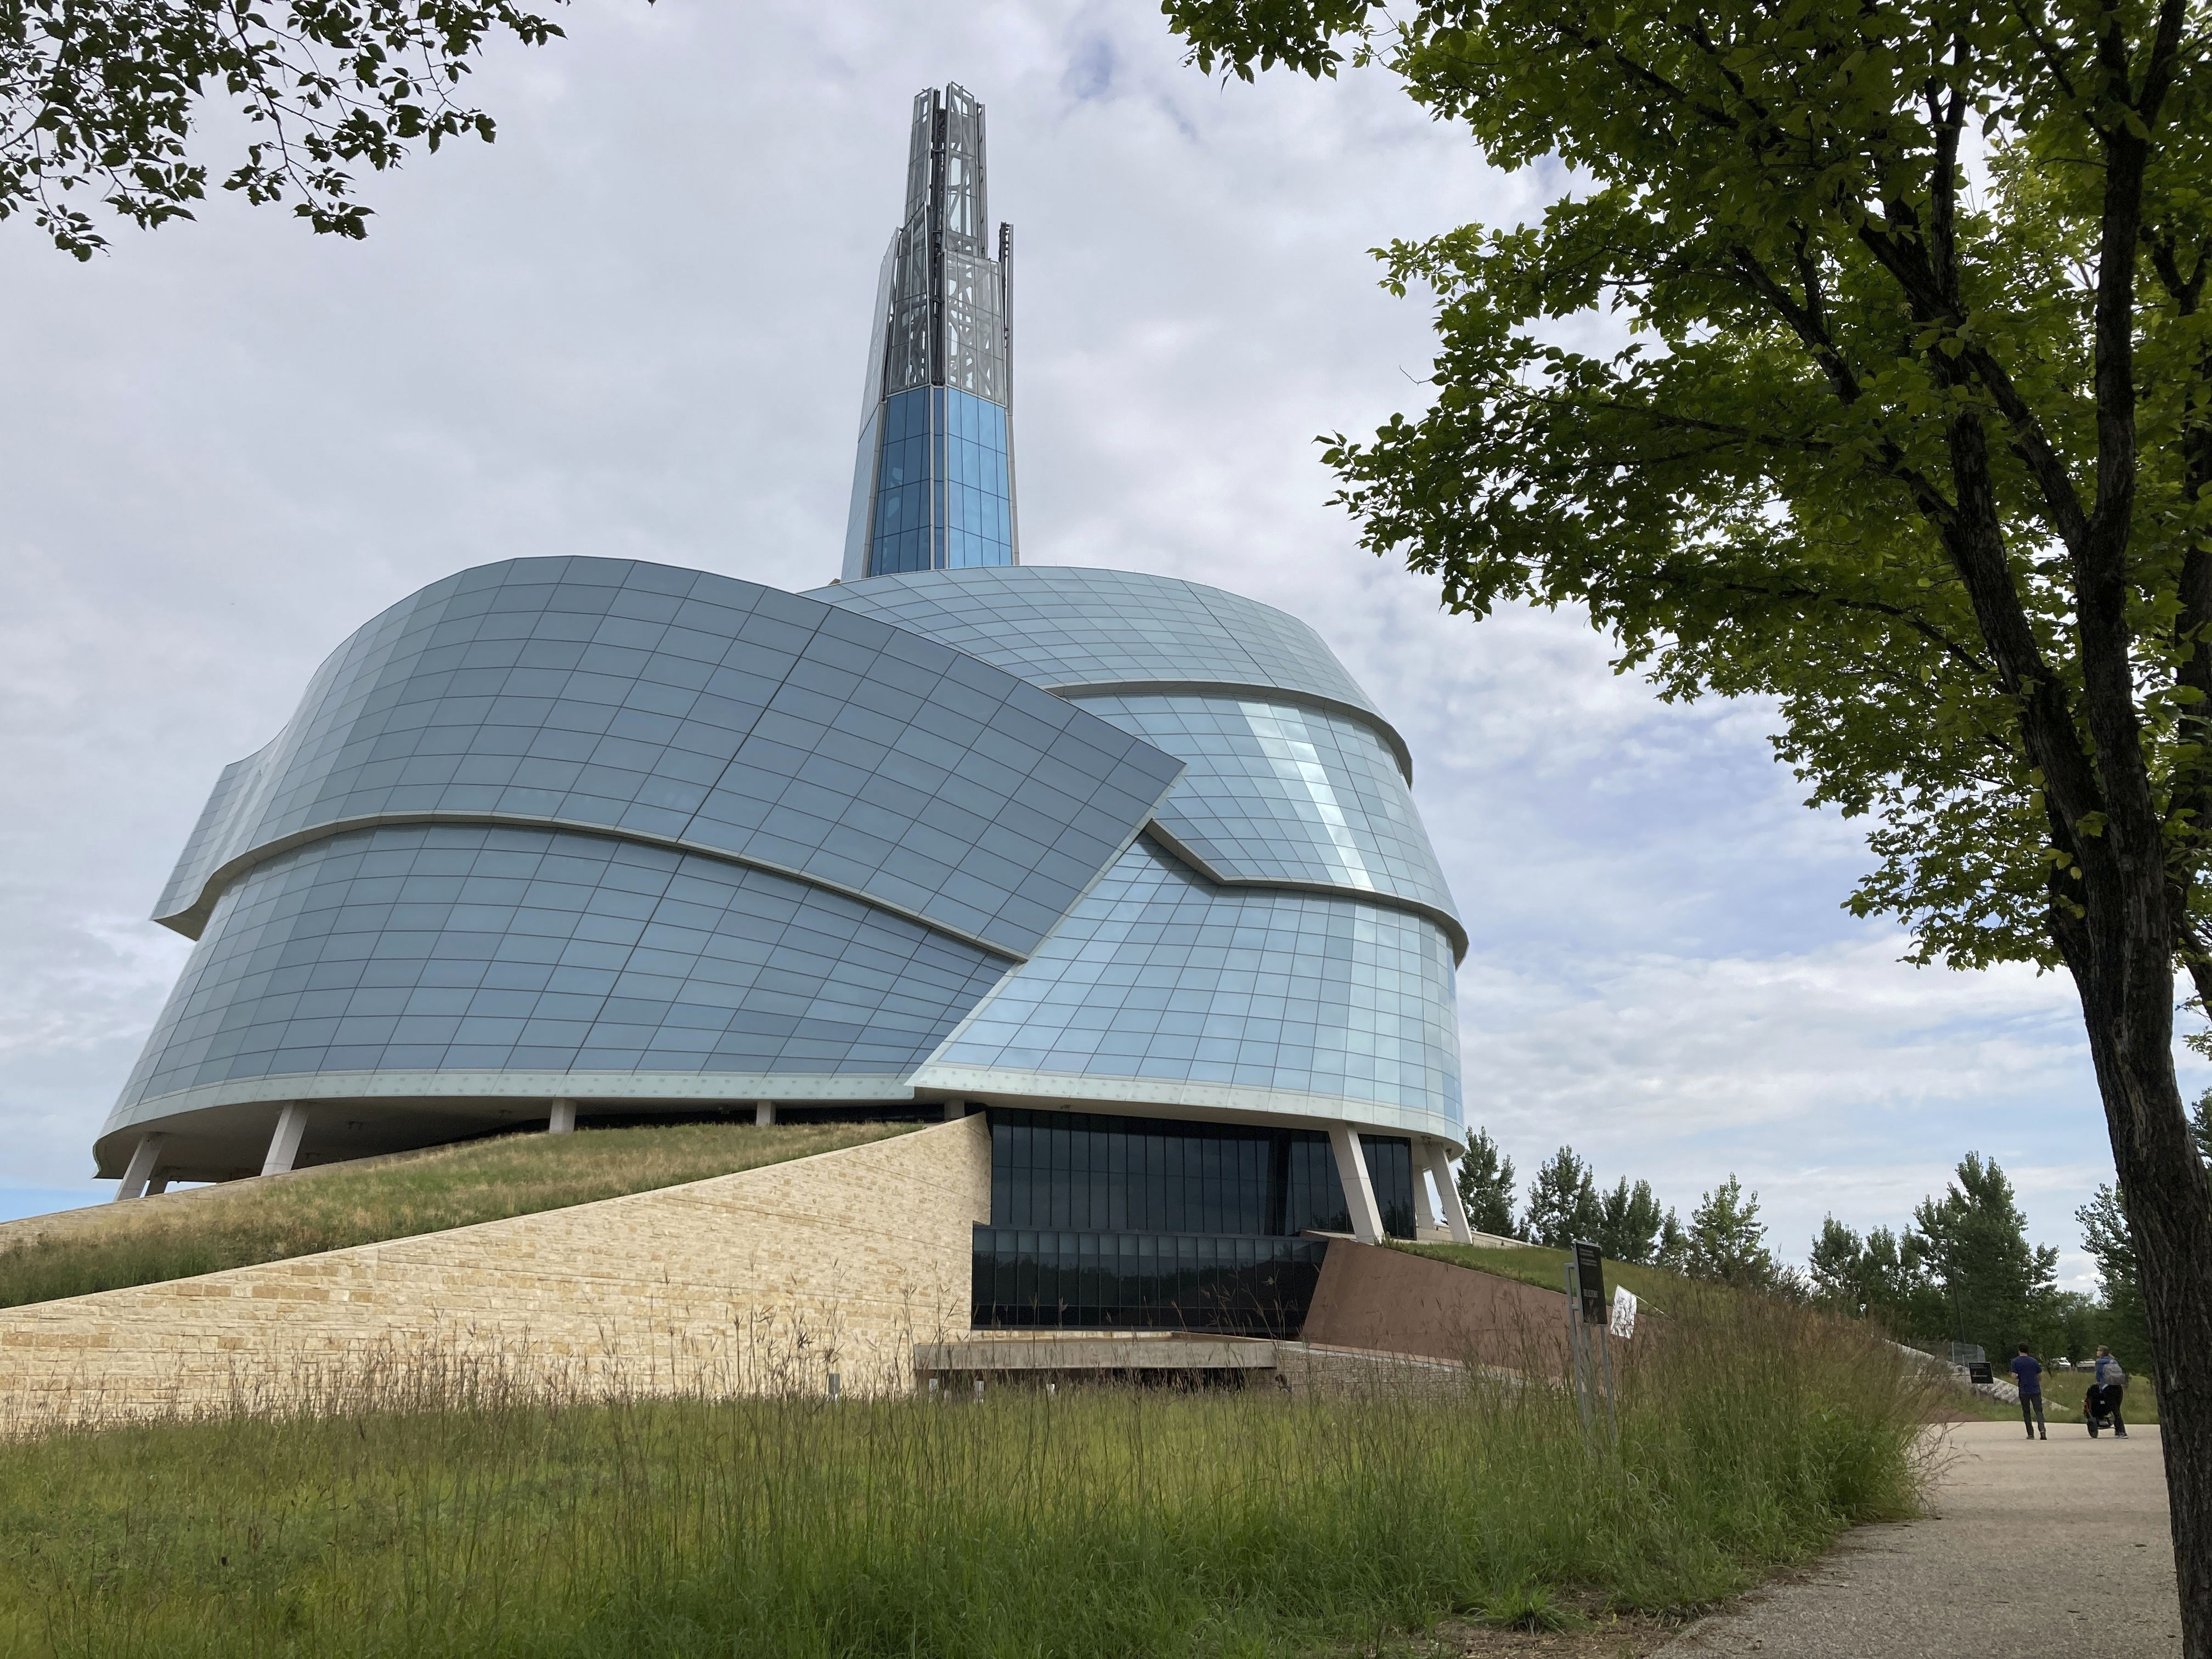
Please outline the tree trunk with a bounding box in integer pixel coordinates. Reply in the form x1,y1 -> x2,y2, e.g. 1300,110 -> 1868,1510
2072,953 -> 2212,1657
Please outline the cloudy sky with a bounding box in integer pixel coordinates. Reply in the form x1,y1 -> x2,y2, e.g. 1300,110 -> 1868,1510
1,0 -> 2176,1283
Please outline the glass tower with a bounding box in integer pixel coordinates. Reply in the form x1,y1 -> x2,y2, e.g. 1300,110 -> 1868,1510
841,84 -> 1018,580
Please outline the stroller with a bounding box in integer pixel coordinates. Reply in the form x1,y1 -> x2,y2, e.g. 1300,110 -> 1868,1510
2084,1382 -> 2124,1436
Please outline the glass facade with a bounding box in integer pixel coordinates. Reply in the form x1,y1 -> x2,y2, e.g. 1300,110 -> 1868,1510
971,1108 -> 1414,1334
925,837 -> 1461,1127
1071,692 -> 1460,935
987,1109 -> 1410,1237
107,558 -> 1464,1190
866,387 -> 1014,576
153,559 -> 1183,962
117,823 -> 1011,1110
810,566 -> 1396,753
971,1230 -> 1327,1336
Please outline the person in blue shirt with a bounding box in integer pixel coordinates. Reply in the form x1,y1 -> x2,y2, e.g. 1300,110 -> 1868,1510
2011,1344 -> 2046,1439
2090,1345 -> 2130,1437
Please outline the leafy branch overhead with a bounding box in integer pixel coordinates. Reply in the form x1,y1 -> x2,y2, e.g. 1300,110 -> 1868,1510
1170,0 -> 2212,980
0,0 -> 569,257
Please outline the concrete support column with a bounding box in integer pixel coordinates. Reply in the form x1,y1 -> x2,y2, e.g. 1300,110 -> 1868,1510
1413,1160 -> 1440,1231
145,1178 -> 171,1196
1426,1140 -> 1475,1244
113,1133 -> 167,1201
260,1103 -> 309,1177
1327,1124 -> 1385,1244
548,1099 -> 576,1135
754,1101 -> 775,1127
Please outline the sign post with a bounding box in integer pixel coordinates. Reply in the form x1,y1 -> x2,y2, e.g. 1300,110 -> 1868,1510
1565,1239 -> 1620,1449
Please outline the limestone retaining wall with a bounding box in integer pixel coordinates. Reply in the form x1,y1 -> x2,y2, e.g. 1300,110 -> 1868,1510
1,1114 -> 990,1430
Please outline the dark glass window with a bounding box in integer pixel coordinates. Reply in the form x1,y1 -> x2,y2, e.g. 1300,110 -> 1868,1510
986,1108 -> 1414,1242
970,1227 -> 1328,1337
1363,1136 -> 1417,1239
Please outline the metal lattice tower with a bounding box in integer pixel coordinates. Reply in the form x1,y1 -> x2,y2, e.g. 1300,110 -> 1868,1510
841,84 -> 1018,579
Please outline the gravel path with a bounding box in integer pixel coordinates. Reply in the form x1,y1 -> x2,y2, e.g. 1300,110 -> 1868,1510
1661,1420 -> 2180,1656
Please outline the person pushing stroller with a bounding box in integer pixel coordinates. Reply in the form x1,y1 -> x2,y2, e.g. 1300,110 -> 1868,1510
2084,1345 -> 2129,1438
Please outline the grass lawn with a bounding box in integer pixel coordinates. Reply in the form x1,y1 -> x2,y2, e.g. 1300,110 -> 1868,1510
1391,1238 -> 1690,1307
0,1288 -> 1928,1659
0,1122 -> 916,1310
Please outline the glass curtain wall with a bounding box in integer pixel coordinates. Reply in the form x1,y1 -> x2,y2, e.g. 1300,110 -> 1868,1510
867,387 -> 1014,575
972,1108 -> 1415,1334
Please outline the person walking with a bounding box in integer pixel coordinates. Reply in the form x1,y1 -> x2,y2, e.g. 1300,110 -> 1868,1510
2091,1345 -> 2129,1437
2011,1344 -> 2047,1439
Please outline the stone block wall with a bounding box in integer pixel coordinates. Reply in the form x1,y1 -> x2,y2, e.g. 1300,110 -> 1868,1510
0,1114 -> 990,1430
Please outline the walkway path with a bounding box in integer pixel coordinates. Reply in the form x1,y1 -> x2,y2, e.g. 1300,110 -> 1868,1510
1663,1420 -> 2180,1656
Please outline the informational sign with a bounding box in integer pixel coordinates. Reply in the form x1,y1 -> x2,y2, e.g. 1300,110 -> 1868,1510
1610,1285 -> 1638,1341
1572,1240 -> 1607,1324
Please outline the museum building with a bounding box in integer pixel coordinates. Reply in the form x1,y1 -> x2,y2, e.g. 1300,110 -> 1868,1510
95,84 -> 1475,1335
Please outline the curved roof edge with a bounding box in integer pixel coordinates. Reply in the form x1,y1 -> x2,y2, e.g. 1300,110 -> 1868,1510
1138,826 -> 1468,962
1050,681 -> 1413,786
152,812 -> 1035,960
805,566 -> 1414,774
904,1063 -> 1462,1142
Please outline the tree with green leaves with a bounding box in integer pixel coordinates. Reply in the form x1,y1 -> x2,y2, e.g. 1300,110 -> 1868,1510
1455,1126 -> 1520,1237
1164,0 -> 2212,1637
1809,1216 -> 1934,1331
2,0 -> 570,257
1655,1206 -> 1689,1273
1914,1153 -> 2062,1357
1683,1174 -> 1777,1289
1595,1175 -> 1665,1262
1522,1144 -> 1601,1247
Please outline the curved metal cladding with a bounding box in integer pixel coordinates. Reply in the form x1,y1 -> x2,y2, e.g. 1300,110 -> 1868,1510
100,558 -> 1186,1176
810,567 -> 1464,1143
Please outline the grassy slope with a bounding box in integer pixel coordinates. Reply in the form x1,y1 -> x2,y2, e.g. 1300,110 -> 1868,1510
1388,1241 -> 2157,1424
0,1288 -> 1928,1658
0,1122 -> 916,1310
1392,1237 -> 1689,1306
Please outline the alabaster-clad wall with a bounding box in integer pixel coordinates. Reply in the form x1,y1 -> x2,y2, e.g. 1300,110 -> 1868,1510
7,1118 -> 990,1431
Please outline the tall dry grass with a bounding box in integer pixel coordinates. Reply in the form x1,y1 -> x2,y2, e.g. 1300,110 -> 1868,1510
0,1122 -> 914,1309
0,1282 -> 1931,1658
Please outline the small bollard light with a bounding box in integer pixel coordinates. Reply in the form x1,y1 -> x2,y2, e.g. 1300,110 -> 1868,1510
927,1378 -> 939,1400
827,1372 -> 840,1401
973,1379 -> 985,1401
1046,1383 -> 1057,1397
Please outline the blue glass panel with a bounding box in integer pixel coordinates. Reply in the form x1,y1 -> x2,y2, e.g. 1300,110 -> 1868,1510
151,559 -> 1184,963
863,387 -> 1013,577
116,825 -> 1012,1111
928,836 -> 1461,1125
1068,693 -> 1458,925
807,566 -> 1392,749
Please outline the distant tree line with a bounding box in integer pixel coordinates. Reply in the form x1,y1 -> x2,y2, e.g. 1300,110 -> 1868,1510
1457,1093 -> 2212,1370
